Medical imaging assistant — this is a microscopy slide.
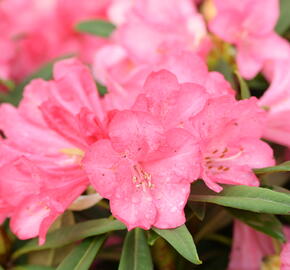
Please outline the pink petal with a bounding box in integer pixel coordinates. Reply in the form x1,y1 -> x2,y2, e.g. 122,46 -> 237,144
52,58 -> 105,120
83,139 -> 122,198
228,220 -> 275,270
152,181 -> 189,228
134,70 -> 208,129
209,9 -> 244,43
108,111 -> 164,159
145,128 -> 201,182
243,0 -> 279,35
0,157 -> 41,206
110,191 -> 156,230
0,104 -> 72,155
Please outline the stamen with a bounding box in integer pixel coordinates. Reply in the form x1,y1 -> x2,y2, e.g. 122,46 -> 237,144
214,149 -> 243,162
131,165 -> 154,191
60,148 -> 84,157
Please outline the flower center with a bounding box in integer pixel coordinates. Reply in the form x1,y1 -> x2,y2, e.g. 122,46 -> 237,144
60,148 -> 84,164
203,146 -> 244,173
131,164 -> 154,191
261,255 -> 280,270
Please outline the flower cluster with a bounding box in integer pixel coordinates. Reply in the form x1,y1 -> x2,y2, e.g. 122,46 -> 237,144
0,57 -> 275,243
0,0 -> 289,269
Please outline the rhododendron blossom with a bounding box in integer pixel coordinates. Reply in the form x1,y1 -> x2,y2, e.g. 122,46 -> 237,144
229,221 -> 290,270
190,96 -> 275,192
0,59 -> 105,243
259,58 -> 290,148
210,0 -> 290,79
83,110 -> 200,229
0,0 -> 110,84
0,157 -> 87,244
94,50 -> 234,111
0,0 -> 289,268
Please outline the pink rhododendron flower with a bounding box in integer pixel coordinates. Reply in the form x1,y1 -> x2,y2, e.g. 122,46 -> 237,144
0,59 -> 106,243
132,69 -> 208,130
114,0 -> 209,64
0,0 -> 110,84
259,58 -> 290,148
281,228 -> 290,269
229,220 -> 290,270
209,0 -> 290,79
94,50 -> 233,111
191,96 -> 275,192
83,110 -> 200,230
0,157 -> 87,244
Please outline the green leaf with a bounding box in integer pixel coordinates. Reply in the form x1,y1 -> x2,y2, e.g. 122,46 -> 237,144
75,20 -> 116,37
276,0 -> 290,34
188,202 -> 206,221
56,235 -> 106,270
189,185 -> 290,215
235,71 -> 251,99
11,266 -> 55,270
227,208 -> 285,241
118,228 -> 153,270
0,78 -> 15,90
212,58 -> 236,88
153,225 -> 201,265
13,218 -> 125,259
147,230 -> 160,246
254,161 -> 290,174
96,82 -> 108,96
2,62 -> 53,106
1,55 -> 73,106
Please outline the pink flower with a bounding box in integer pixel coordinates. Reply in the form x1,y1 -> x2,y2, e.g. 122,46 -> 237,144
0,157 -> 87,245
132,69 -> 208,130
83,110 -> 200,230
281,228 -> 290,269
191,96 -> 274,192
114,0 -> 209,65
229,221 -> 290,270
0,59 -> 105,243
94,50 -> 234,111
259,58 -> 290,148
0,0 -> 110,82
210,0 -> 290,79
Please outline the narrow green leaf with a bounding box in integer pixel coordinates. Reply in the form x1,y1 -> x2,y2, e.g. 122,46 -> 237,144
0,266 -> 4,270
147,230 -> 160,246
254,161 -> 290,174
118,228 -> 153,270
189,185 -> 290,215
13,219 -> 125,259
75,20 -> 116,37
235,71 -> 251,99
0,78 -> 15,90
276,0 -> 290,34
11,266 -> 55,270
227,208 -> 285,241
153,225 -> 201,265
56,235 -> 106,270
188,202 -> 206,221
